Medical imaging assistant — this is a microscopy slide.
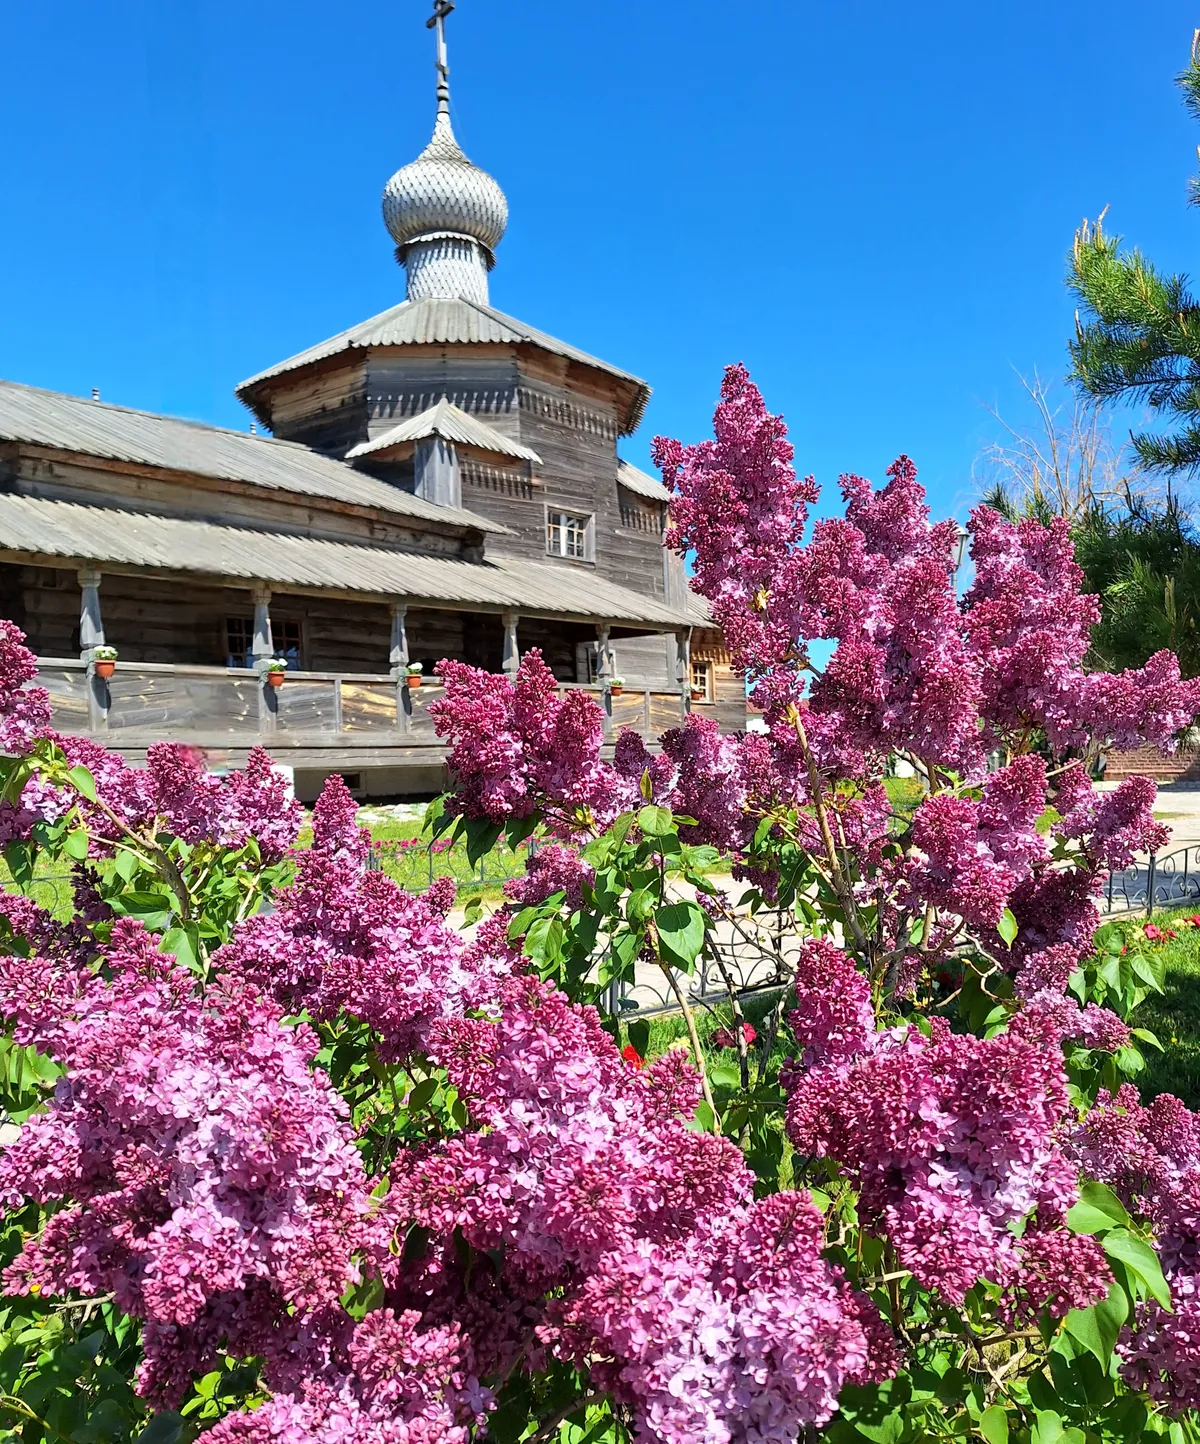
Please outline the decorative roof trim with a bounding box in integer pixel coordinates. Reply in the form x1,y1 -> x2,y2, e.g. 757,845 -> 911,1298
346,398 -> 541,465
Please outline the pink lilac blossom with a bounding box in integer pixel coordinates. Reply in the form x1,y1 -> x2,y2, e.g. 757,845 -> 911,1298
965,507 -> 1200,754
654,362 -> 818,680
378,976 -> 894,1442
1055,769 -> 1169,872
503,841 -> 594,911
902,757 -> 1050,933
431,650 -> 623,833
785,938 -> 875,1071
1003,1226 -> 1113,1325
1072,1086 -> 1200,1410
206,1311 -> 491,1444
1,729 -> 301,865
1017,991 -> 1131,1053
657,372 -> 1197,974
218,776 -> 503,1059
552,1194 -> 897,1443
807,461 -> 986,776
784,953 -> 1091,1308
0,619 -> 51,754
0,917 -> 372,1407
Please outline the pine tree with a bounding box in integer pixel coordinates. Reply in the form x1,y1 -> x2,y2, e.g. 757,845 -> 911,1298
1069,33 -> 1200,476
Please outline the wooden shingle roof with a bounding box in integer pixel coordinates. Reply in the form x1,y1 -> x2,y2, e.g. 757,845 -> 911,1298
346,398 -> 542,465
236,296 -> 652,436
0,378 -> 503,535
0,493 -> 692,630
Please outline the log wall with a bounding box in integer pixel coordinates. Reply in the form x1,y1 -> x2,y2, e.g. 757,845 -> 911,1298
0,562 -> 571,676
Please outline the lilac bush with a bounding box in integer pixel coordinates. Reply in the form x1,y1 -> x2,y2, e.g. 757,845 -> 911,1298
3,364 -> 1200,1441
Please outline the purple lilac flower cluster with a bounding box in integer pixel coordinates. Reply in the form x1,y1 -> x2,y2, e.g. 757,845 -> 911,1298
0,618 -> 50,754
1073,1086 -> 1200,1410
0,917 -> 372,1407
0,731 -> 301,863
783,939 -> 1112,1312
428,366 -> 1196,1000
431,652 -> 622,833
379,976 -> 895,1441
217,776 -> 502,1060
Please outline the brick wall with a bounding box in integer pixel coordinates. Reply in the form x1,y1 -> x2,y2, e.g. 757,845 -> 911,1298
1105,747 -> 1200,783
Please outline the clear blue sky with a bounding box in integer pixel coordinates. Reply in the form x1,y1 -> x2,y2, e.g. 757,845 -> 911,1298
1,0 -> 1198,524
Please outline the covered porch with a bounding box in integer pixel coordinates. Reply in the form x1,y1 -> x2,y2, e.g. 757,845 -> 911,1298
0,494 -> 703,799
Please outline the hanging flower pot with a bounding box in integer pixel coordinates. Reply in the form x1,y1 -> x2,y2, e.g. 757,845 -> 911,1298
93,645 -> 118,680
265,660 -> 287,688
609,677 -> 625,697
407,663 -> 424,689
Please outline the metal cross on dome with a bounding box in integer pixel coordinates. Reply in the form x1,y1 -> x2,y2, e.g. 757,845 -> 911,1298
427,0 -> 455,105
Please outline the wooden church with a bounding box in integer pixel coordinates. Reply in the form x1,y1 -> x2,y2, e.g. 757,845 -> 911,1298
0,3 -> 744,801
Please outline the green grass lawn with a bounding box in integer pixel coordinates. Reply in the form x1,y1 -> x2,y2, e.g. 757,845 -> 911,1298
1124,908 -> 1200,1108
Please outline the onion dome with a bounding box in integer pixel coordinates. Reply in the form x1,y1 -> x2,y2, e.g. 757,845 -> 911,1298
382,104 -> 508,267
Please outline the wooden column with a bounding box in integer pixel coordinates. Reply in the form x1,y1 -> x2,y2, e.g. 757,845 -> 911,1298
389,602 -> 412,734
676,627 -> 692,721
251,587 -> 277,733
251,587 -> 274,668
501,612 -> 520,679
595,622 -> 613,731
78,568 -> 108,732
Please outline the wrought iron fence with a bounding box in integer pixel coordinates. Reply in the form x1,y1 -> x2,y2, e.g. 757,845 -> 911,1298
606,930 -> 796,1018
1102,845 -> 1200,918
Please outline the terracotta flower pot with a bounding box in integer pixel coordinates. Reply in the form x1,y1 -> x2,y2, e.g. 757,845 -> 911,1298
690,689 -> 705,702
266,671 -> 285,688
94,660 -> 116,680
407,674 -> 422,689
609,685 -> 623,697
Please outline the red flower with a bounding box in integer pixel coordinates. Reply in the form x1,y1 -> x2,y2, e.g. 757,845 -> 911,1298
711,1023 -> 758,1050
621,1044 -> 644,1070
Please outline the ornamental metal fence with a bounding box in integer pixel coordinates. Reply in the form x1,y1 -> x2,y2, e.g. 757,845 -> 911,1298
1102,845 -> 1200,918
16,845 -> 1200,1017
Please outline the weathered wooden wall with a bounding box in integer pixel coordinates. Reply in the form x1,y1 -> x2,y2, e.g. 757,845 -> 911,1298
337,346 -> 671,603
3,563 -> 594,678
263,357 -> 368,456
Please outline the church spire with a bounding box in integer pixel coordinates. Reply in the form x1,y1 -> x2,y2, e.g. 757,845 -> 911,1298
381,1 -> 508,305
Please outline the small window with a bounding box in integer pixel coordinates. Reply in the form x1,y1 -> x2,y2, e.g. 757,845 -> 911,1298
226,616 -> 302,669
690,660 -> 712,701
546,509 -> 593,561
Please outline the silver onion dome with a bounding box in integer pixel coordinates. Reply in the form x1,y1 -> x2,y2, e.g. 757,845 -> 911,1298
382,106 -> 508,266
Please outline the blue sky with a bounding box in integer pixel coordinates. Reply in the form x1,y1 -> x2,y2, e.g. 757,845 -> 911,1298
1,0 -> 1198,525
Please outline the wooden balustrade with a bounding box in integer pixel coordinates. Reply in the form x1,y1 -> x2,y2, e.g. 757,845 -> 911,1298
30,659 -> 706,752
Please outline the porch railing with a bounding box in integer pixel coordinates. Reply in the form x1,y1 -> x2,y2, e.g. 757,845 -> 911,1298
31,658 -> 693,750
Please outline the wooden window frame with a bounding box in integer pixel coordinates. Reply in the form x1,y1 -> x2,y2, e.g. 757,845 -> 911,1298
545,505 -> 595,564
225,614 -> 305,670
690,659 -> 713,702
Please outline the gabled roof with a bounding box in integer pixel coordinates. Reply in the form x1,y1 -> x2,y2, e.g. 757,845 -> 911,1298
345,397 -> 541,465
0,378 -> 504,534
236,295 -> 652,436
0,493 -> 690,629
617,457 -> 670,503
